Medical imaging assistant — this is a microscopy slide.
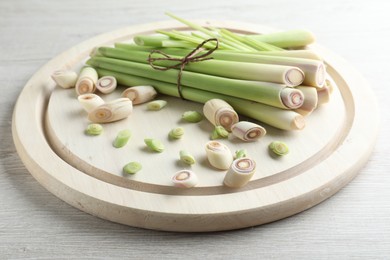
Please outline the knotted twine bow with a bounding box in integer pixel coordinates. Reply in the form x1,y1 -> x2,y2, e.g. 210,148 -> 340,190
147,38 -> 219,100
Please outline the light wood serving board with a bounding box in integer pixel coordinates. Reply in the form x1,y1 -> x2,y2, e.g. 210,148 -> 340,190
12,20 -> 379,232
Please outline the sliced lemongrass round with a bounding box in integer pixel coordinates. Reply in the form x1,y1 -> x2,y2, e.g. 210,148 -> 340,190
231,121 -> 267,142
294,86 -> 318,116
96,76 -> 117,94
172,170 -> 198,188
146,100 -> 167,111
182,111 -> 203,123
85,123 -> 103,136
51,70 -> 78,88
179,150 -> 196,165
75,66 -> 98,95
88,98 -> 133,123
205,141 -> 233,170
235,149 -> 247,159
280,88 -> 304,109
203,99 -> 239,131
78,93 -> 105,113
169,127 -> 184,139
121,86 -> 157,105
223,158 -> 256,188
284,68 -> 305,87
269,141 -> 289,156
211,125 -> 229,140
113,129 -> 132,148
144,138 -> 164,153
123,162 -> 142,175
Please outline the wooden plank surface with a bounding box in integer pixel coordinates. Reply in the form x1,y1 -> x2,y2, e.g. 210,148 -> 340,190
1,0 -> 390,258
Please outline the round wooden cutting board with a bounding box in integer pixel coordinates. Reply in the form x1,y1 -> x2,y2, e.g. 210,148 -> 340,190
12,20 -> 379,232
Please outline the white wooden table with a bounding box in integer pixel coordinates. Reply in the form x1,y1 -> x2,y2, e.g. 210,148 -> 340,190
1,0 -> 389,258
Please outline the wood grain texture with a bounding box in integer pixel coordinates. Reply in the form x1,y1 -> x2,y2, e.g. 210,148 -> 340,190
1,0 -> 390,258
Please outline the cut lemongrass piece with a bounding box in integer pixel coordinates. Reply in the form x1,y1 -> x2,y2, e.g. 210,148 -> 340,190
203,99 -> 239,131
113,129 -> 132,148
294,86 -> 318,116
231,121 -> 266,141
246,29 -> 316,49
88,98 -> 133,123
179,150 -> 196,165
144,138 -> 164,153
78,93 -> 105,113
211,126 -> 229,140
235,149 -> 247,159
169,127 -> 184,139
75,66 -> 98,95
182,111 -> 203,123
96,76 -> 117,94
146,100 -> 167,111
223,158 -> 256,188
172,170 -> 198,188
123,162 -> 142,175
205,141 -> 233,170
85,123 -> 103,136
51,70 -> 78,88
269,141 -> 289,156
280,88 -> 304,109
121,85 -> 157,105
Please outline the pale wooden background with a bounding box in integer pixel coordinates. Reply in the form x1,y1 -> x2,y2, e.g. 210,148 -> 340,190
1,0 -> 390,259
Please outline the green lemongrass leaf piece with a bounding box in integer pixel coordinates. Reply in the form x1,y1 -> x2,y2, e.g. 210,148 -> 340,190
85,123 -> 103,136
235,149 -> 248,159
146,100 -> 167,111
211,125 -> 229,139
179,150 -> 196,165
123,162 -> 142,175
113,129 -> 132,148
182,111 -> 203,123
169,127 -> 184,139
144,138 -> 164,153
269,141 -> 289,156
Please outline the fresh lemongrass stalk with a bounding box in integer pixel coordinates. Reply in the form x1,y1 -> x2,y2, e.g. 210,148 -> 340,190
231,121 -> 267,141
182,111 -> 203,123
246,29 -> 316,48
245,50 -> 323,60
113,129 -> 132,148
280,88 -> 305,109
121,85 -> 157,105
155,30 -> 220,50
211,126 -> 229,140
85,123 -> 103,136
293,86 -> 318,116
169,127 -> 184,139
114,43 -> 157,51
317,79 -> 334,105
146,100 -> 167,110
211,28 -> 258,51
235,149 -> 247,159
205,141 -> 233,170
134,34 -> 169,46
96,76 -> 117,94
172,170 -> 198,188
203,99 -> 239,131
75,66 -> 98,95
223,158 -> 256,188
144,138 -> 164,152
95,68 -> 306,130
269,141 -> 289,156
190,31 -> 253,52
123,162 -> 142,175
77,93 -> 105,113
165,12 -> 216,38
88,98 -> 133,123
86,56 -> 304,109
51,70 -> 78,88
179,150 -> 196,165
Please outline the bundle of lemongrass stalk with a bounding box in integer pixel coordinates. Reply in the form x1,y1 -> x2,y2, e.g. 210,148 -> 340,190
85,13 -> 333,131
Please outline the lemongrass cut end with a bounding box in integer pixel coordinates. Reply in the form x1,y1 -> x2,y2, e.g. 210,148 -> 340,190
285,67 -> 305,87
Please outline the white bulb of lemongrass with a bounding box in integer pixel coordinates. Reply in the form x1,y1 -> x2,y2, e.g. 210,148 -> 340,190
231,121 -> 267,141
203,99 -> 239,132
205,141 -> 233,170
317,79 -> 334,106
172,170 -> 198,188
96,76 -> 117,94
223,158 -> 256,188
280,88 -> 304,109
293,86 -> 318,116
88,98 -> 133,123
75,66 -> 98,95
51,70 -> 78,89
77,93 -> 105,113
121,85 -> 157,105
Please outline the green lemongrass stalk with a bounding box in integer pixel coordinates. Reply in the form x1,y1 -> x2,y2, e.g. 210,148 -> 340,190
95,68 -> 305,130
155,30 -> 221,49
246,29 -> 316,48
190,31 -> 251,51
165,12 -> 216,38
293,86 -> 318,116
87,56 -> 303,109
134,34 -> 198,48
210,28 -> 258,51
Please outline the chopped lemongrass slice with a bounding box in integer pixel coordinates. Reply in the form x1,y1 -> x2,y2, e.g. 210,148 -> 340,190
75,66 -> 98,95
78,93 -> 105,113
205,141 -> 233,170
121,85 -> 157,105
182,111 -> 203,123
179,150 -> 196,165
235,149 -> 247,159
144,138 -> 164,153
223,158 -> 256,188
203,99 -> 239,131
169,127 -> 184,139
113,129 -> 132,148
85,123 -> 103,136
172,170 -> 198,188
51,70 -> 78,88
231,121 -> 267,141
146,100 -> 167,110
88,98 -> 133,123
211,126 -> 229,140
96,76 -> 117,94
123,162 -> 142,175
269,141 -> 289,156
